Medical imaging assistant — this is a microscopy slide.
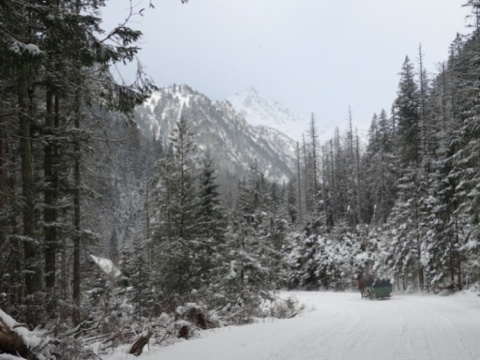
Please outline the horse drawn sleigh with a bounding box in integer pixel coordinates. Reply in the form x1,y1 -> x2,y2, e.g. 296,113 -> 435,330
357,275 -> 392,300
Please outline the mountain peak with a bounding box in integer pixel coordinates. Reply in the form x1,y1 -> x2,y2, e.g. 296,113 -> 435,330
227,88 -> 308,142
244,86 -> 260,96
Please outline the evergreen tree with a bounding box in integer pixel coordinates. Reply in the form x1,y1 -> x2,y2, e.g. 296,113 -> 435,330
286,233 -> 321,289
149,116 -> 207,298
221,163 -> 284,308
446,30 -> 480,286
308,114 -> 319,212
386,56 -> 429,290
195,151 -> 227,288
109,228 -> 119,265
130,238 -> 153,318
363,110 -> 397,224
395,56 -> 421,166
286,178 -> 299,224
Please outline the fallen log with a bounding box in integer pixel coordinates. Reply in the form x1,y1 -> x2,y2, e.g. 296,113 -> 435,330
0,318 -> 36,360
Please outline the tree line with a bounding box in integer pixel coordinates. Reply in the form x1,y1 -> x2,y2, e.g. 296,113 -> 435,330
290,2 -> 480,292
0,0 -> 155,326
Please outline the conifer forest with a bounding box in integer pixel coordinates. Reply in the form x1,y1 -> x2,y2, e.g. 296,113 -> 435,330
2,1 -> 480,359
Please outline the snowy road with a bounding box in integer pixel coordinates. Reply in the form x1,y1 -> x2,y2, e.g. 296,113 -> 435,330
110,291 -> 480,360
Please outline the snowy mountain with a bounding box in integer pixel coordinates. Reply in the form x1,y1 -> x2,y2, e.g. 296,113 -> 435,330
227,87 -> 309,142
135,85 -> 296,183
227,87 -> 370,147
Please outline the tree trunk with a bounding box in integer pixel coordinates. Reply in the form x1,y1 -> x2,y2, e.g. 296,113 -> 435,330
72,92 -> 81,324
18,75 -> 41,296
4,129 -> 22,304
330,139 -> 336,226
355,130 -> 362,225
55,94 -> 68,300
0,115 -> 4,247
309,114 -> 318,212
296,142 -> 303,222
44,90 -> 56,289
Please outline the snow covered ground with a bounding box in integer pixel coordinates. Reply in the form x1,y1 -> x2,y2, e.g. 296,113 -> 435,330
107,290 -> 480,360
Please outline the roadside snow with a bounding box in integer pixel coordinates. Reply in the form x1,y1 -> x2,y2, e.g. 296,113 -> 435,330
105,290 -> 480,360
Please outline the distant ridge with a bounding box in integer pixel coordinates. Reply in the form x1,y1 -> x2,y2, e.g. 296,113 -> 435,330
227,87 -> 309,142
134,84 -> 296,183
227,87 -> 369,147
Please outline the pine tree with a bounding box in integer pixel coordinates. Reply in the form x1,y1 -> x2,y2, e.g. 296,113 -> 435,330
195,151 -> 227,288
130,238 -> 153,318
395,56 -> 421,166
417,44 -> 433,158
286,178 -> 299,224
363,110 -> 397,224
446,30 -> 480,286
295,142 -> 303,222
308,114 -> 319,212
109,228 -> 119,265
149,116 -> 203,297
387,56 -> 426,291
286,233 -> 321,289
222,163 -> 283,308
464,0 -> 480,30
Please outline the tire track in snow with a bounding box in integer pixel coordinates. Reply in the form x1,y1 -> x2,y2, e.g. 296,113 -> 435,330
142,292 -> 480,360
265,296 -> 363,360
407,296 -> 478,360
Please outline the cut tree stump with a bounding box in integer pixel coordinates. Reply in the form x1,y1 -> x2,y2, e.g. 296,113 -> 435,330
128,334 -> 151,357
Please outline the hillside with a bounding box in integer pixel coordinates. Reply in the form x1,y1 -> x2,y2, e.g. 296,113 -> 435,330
134,84 -> 297,183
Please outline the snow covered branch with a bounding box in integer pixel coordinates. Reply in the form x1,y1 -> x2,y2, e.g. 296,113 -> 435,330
0,309 -> 53,360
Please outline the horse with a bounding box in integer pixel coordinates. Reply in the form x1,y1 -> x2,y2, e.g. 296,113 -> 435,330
356,273 -> 373,299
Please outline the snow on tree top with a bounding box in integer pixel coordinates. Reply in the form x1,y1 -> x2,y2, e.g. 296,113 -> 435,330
90,254 -> 121,277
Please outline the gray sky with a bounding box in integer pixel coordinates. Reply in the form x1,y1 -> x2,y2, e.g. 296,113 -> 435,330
104,0 -> 471,132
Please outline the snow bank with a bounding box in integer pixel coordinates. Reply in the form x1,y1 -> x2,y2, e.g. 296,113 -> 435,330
103,290 -> 480,360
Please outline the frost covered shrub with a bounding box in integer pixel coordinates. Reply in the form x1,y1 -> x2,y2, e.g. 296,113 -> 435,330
286,229 -> 362,290
259,296 -> 304,319
286,233 -> 322,289
175,302 -> 220,330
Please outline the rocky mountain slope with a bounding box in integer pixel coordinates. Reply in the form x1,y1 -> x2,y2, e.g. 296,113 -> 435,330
227,87 -> 309,142
134,84 -> 296,183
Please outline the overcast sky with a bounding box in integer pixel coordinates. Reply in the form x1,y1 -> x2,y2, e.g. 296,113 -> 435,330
103,0 -> 471,133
